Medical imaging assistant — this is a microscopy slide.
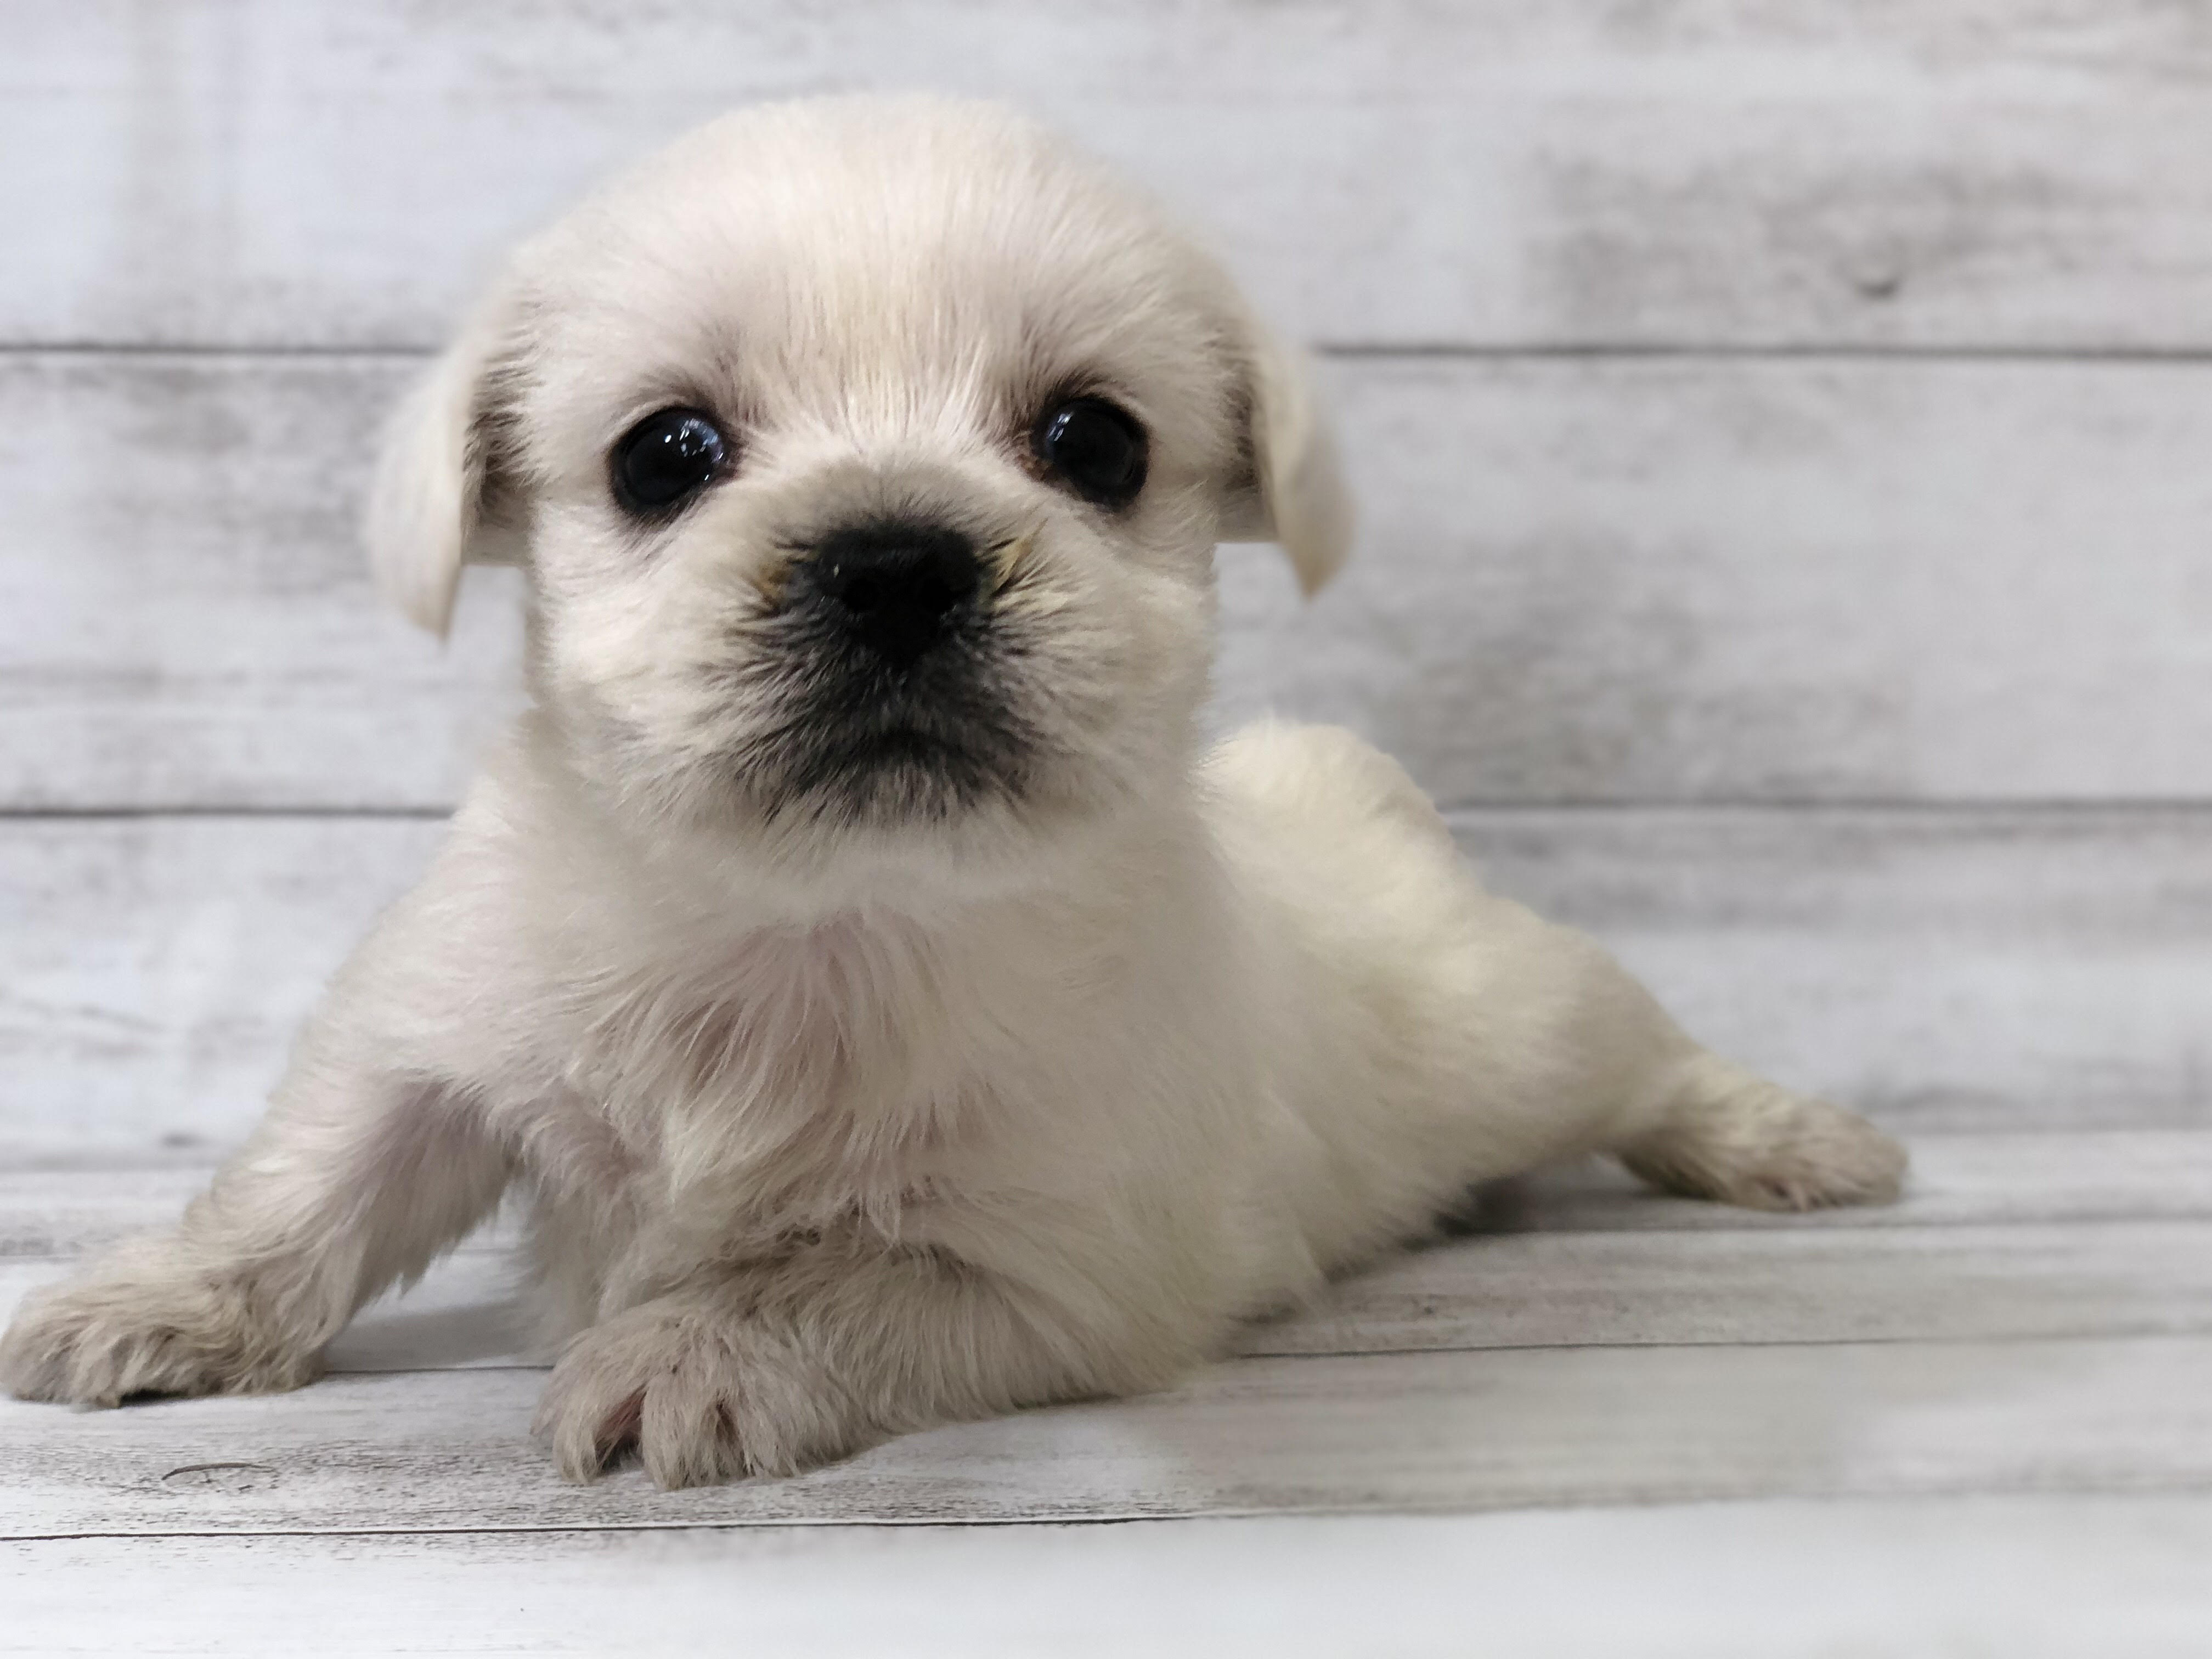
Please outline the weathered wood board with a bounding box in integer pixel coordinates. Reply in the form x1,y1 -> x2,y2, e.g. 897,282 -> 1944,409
12,1131 -> 2207,1260
4,1333 -> 2208,1534
6,1136 -> 2208,1647
14,4 -> 2212,351
7,7 -> 2210,1651
10,1497 -> 2212,1658
4,1134 -> 2206,1538
0,355 -> 515,814
1,815 -> 443,1154
11,354 -> 2212,811
8,1216 -> 2207,1374
9,810 -> 2209,1151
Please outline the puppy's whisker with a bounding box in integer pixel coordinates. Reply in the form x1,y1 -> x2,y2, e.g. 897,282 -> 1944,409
982,528 -> 1046,598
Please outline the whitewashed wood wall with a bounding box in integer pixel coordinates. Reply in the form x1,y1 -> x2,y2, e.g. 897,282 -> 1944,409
8,1 -> 2212,1155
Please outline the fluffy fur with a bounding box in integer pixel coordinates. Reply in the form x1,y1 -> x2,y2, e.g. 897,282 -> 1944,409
0,97 -> 1905,1486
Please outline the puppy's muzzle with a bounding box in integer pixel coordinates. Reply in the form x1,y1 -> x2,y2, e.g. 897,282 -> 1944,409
801,520 -> 980,670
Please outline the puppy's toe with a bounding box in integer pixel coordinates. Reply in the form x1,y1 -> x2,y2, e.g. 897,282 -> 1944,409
1620,1064 -> 1907,1213
535,1302 -> 859,1488
531,1348 -> 650,1483
0,1259 -> 317,1406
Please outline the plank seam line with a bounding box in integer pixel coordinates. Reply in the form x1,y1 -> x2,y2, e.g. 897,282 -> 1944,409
0,805 -> 456,822
14,1481 -> 2212,1544
1437,798 -> 2212,816
3,1123 -> 2197,1174
1438,1212 -> 2212,1235
17,799 -> 2212,823
1322,343 -> 2212,366
1235,1324 -> 2212,1361
13,1207 -> 2212,1265
0,343 -> 433,362
12,1325 -> 2180,1382
13,342 -> 2212,367
2,1519 -> 1182,1542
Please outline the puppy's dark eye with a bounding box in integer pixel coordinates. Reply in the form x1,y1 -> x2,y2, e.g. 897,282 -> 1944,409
611,407 -> 729,515
1032,397 -> 1147,509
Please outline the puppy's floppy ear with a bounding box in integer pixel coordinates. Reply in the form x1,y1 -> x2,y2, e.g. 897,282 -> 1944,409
364,297 -> 528,637
1219,320 -> 1354,596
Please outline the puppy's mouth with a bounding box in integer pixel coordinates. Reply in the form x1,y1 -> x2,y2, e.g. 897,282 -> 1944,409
722,518 -> 1043,826
763,680 -> 1037,824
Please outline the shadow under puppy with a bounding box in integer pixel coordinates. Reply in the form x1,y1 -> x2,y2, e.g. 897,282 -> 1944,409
0,96 -> 1905,1488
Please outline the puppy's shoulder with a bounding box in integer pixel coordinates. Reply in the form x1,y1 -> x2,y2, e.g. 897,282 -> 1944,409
1201,720 -> 1452,851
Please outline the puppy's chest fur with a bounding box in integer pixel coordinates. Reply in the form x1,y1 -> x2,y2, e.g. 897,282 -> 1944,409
506,882 -> 1240,1304
555,920 -> 994,1211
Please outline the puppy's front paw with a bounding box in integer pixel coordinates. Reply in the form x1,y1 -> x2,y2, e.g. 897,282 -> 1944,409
1620,1064 -> 1908,1212
0,1248 -> 319,1406
534,1300 -> 864,1488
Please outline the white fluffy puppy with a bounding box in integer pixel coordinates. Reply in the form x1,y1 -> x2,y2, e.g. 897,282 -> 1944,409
1,96 -> 1904,1487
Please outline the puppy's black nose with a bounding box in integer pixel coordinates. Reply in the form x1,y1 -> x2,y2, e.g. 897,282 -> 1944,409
807,521 -> 981,669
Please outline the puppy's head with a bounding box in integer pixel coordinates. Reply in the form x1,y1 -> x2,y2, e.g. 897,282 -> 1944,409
369,97 -> 1349,889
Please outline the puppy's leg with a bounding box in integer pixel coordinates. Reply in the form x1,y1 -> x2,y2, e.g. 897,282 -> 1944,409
1215,724 -> 1904,1254
535,1232 -> 1182,1488
1422,900 -> 1906,1211
1416,899 -> 1905,1216
1339,891 -> 1905,1232
1611,1046 -> 1907,1212
0,1041 -> 510,1405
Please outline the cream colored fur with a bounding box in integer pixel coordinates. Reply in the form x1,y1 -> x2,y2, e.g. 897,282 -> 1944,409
0,97 -> 1904,1487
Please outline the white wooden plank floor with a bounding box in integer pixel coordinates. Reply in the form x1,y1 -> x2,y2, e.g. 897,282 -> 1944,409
4,1130 -> 2207,1654
13,7 -> 2212,1652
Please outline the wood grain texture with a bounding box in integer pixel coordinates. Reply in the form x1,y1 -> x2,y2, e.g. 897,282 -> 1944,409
0,354 -> 515,813
8,810 -> 2209,1152
1226,358 -> 2212,805
17,809 -> 2212,1159
0,815 -> 444,1154
9,1214 -> 2205,1374
14,3 -> 2212,351
13,353 -> 2212,811
5,1146 -> 2205,1643
5,1334 -> 2208,1534
0,1163 -> 234,1259
1467,805 -> 2212,1128
1239,1220 -> 2212,1356
1462,1129 -> 2212,1233
4,11 -> 2203,1642
12,1132 -> 2206,1259
9,1497 -> 2212,1658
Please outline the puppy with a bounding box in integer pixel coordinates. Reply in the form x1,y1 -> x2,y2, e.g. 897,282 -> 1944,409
0,96 -> 1905,1487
